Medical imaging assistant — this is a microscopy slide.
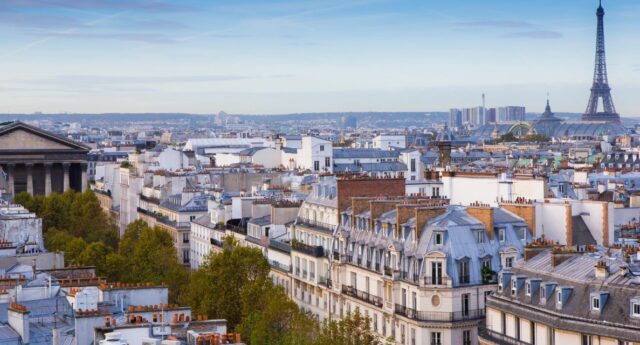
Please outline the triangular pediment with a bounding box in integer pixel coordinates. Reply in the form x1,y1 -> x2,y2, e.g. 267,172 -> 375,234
0,122 -> 89,151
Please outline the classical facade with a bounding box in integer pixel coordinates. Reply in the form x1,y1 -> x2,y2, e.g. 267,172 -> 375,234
0,122 -> 90,196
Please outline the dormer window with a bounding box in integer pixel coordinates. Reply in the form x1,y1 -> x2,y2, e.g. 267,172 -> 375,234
435,232 -> 443,245
540,286 -> 545,299
518,227 -> 527,241
498,228 -> 505,242
525,282 -> 531,296
591,297 -> 600,311
557,290 -> 562,304
632,298 -> 640,318
476,230 -> 484,244
505,257 -> 514,268
590,292 -> 608,313
511,279 -> 518,295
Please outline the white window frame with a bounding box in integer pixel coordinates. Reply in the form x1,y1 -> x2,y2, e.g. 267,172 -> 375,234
525,282 -> 531,296
591,297 -> 600,311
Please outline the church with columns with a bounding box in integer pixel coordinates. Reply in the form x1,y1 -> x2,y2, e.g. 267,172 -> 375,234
0,121 -> 90,197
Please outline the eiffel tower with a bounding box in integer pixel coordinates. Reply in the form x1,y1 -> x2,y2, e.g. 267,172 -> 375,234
582,0 -> 620,123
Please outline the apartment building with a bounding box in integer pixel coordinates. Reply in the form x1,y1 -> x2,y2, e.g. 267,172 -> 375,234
323,199 -> 532,345
481,244 -> 640,345
137,192 -> 208,266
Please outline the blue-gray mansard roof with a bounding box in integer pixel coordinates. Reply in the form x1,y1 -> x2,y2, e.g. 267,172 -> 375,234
338,206 -> 531,287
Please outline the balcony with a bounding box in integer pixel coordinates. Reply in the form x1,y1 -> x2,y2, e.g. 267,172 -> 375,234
210,238 -> 223,248
478,328 -> 530,345
225,224 -> 247,235
269,239 -> 291,253
137,207 -> 190,229
269,260 -> 290,273
394,304 -> 485,322
291,241 -> 325,257
295,217 -> 335,233
341,285 -> 383,308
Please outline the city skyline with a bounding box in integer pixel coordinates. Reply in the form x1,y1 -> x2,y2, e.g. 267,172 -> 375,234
0,0 -> 640,115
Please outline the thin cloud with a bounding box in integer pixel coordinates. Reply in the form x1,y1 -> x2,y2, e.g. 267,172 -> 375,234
120,19 -> 190,31
31,31 -> 179,44
0,10 -> 129,59
502,30 -> 563,39
0,0 -> 193,12
454,20 -> 534,29
7,74 -> 294,85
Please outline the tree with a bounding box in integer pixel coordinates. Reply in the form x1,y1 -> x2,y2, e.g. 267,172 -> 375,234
64,237 -> 88,266
44,229 -> 75,252
314,311 -> 389,345
77,242 -> 112,275
105,221 -> 188,303
237,281 -> 317,345
183,235 -> 270,330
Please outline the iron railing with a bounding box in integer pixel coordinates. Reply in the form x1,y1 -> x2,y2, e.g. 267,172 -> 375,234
394,304 -> 485,322
341,285 -> 383,308
291,241 -> 325,257
295,217 -> 335,232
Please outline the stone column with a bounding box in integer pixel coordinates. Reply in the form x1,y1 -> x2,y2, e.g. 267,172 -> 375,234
62,163 -> 70,192
44,163 -> 52,196
25,163 -> 34,195
81,163 -> 88,192
6,164 -> 15,195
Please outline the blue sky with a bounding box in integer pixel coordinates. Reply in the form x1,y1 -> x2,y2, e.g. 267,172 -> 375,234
0,0 -> 639,115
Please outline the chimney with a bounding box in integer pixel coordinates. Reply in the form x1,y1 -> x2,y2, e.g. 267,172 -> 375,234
595,260 -> 609,279
369,200 -> 397,232
564,203 -> 573,246
467,205 -> 494,240
351,198 -> 373,228
414,206 -> 448,241
8,303 -> 29,344
501,202 -> 536,237
396,204 -> 416,230
52,328 -> 59,345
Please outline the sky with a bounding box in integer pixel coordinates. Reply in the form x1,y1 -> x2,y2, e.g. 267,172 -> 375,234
0,0 -> 639,115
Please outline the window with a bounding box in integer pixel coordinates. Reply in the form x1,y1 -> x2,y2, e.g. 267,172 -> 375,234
461,294 -> 470,316
499,228 -> 506,242
430,332 -> 442,345
591,297 -> 600,311
319,145 -> 324,151
431,262 -> 442,285
511,278 -> 518,295
411,328 -> 416,345
314,160 -> 320,171
519,227 -> 527,241
632,301 -> 640,317
501,312 -> 506,334
530,321 -> 536,345
476,230 -> 484,243
410,159 -> 416,172
515,317 -> 520,340
582,335 -> 593,345
526,282 -> 531,296
434,232 -> 443,245
462,330 -> 471,345
557,290 -> 562,304
325,157 -> 331,168
505,257 -> 514,268
459,261 -> 469,284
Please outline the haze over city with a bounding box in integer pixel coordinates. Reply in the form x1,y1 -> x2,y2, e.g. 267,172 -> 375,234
1,0 -> 640,114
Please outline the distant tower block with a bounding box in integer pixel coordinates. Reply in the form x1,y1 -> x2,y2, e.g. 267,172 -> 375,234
582,0 -> 620,123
